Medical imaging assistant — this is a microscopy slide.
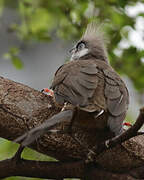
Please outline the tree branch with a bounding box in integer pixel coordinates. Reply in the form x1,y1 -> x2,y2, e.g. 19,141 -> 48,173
0,76 -> 144,179
87,108 -> 144,160
0,158 -> 84,179
0,157 -> 142,180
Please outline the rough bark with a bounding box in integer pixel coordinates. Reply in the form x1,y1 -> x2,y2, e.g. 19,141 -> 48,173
0,76 -> 144,179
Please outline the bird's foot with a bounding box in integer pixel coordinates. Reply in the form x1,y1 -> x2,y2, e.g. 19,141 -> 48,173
105,139 -> 110,148
123,122 -> 132,130
85,140 -> 111,163
41,88 -> 54,96
85,148 -> 96,163
61,102 -> 68,112
123,122 -> 132,127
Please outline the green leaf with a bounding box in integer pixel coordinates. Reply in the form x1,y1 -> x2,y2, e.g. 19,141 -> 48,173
11,56 -> 23,69
10,47 -> 20,55
3,53 -> 11,59
0,0 -> 4,16
1,0 -> 144,92
3,47 -> 23,69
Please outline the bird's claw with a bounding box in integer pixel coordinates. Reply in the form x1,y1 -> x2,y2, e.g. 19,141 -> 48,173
85,149 -> 96,163
41,88 -> 54,96
105,139 -> 110,148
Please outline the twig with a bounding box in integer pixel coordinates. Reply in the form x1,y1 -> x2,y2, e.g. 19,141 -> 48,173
106,108 -> 144,149
88,108 -> 144,160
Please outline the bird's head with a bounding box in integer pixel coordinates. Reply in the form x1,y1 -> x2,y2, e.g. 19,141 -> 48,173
70,22 -> 108,63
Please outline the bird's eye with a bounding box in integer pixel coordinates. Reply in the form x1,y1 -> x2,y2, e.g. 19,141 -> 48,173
77,42 -> 86,51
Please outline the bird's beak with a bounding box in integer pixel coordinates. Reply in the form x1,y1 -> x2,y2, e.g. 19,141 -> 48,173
69,47 -> 76,54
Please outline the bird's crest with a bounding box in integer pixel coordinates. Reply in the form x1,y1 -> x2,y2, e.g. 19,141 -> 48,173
82,22 -> 108,61
82,22 -> 107,44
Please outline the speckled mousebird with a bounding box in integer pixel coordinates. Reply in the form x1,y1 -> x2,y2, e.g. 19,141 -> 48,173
15,23 -> 129,147
51,23 -> 129,135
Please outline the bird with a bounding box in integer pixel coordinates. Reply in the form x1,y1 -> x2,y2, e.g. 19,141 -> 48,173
15,22 -> 129,150
50,23 -> 129,135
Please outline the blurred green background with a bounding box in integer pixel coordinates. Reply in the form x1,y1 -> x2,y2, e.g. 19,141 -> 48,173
0,0 -> 144,179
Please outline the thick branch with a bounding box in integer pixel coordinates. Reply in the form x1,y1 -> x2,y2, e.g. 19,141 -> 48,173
0,76 -> 144,179
0,158 -> 141,180
0,158 -> 84,179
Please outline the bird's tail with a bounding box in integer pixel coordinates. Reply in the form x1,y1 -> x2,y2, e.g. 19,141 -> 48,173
15,109 -> 73,147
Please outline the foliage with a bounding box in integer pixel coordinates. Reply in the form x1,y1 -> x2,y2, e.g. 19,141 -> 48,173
0,138 -> 55,180
3,47 -> 23,69
0,0 -> 143,92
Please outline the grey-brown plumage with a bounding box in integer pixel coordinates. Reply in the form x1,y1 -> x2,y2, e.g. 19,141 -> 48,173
15,23 -> 129,148
51,23 -> 129,135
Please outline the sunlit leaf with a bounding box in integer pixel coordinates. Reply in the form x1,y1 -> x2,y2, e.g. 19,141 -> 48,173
3,53 -> 11,59
10,47 -> 20,55
11,56 -> 23,69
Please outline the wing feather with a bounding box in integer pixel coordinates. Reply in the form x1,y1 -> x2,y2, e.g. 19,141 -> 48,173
51,61 -> 99,107
103,68 -> 129,135
103,68 -> 129,116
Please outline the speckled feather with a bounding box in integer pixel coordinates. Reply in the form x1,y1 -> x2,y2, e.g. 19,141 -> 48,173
51,59 -> 129,135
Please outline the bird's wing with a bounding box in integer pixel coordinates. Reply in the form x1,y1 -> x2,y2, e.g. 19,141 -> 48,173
103,68 -> 129,116
103,68 -> 129,135
51,61 -> 99,107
